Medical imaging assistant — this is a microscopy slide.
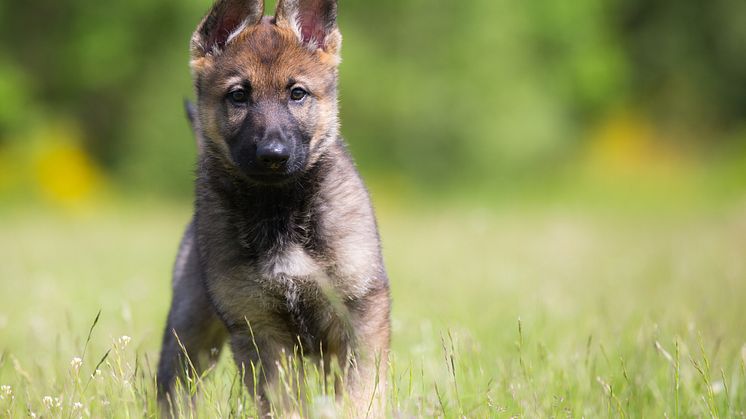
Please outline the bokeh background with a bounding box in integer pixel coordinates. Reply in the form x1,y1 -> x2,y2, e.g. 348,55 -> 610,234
2,0 -> 746,206
1,0 -> 746,415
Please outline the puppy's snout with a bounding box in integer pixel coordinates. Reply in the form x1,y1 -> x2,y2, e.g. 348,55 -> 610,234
256,140 -> 290,169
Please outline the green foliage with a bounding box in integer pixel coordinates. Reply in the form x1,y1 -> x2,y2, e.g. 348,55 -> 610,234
0,0 -> 745,196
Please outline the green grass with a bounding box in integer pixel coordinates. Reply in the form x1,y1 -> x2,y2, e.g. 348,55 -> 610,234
1,199 -> 746,417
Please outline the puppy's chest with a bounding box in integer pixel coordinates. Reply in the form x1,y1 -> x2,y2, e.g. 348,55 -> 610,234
251,245 -> 342,350
207,205 -> 330,293
249,243 -> 337,309
259,244 -> 323,281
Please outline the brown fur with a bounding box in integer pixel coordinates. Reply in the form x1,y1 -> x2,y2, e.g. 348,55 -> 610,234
156,0 -> 390,417
195,19 -> 340,168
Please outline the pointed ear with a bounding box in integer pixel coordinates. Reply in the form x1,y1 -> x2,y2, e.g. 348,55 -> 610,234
184,99 -> 205,155
275,0 -> 340,54
191,0 -> 264,58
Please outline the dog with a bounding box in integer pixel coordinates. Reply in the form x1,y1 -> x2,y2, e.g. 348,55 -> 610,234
156,0 -> 390,416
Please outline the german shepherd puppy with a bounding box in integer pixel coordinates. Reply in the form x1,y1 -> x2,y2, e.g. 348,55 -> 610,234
156,0 -> 390,415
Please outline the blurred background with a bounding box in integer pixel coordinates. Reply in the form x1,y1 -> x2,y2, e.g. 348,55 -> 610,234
1,0 -> 745,208
1,1 -> 746,415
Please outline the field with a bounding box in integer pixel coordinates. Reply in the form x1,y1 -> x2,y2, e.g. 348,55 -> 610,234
1,197 -> 746,417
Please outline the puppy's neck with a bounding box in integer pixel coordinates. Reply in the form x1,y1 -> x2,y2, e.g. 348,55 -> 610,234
196,149 -> 331,259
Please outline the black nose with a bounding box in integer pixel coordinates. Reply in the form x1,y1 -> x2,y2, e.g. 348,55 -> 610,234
256,141 -> 290,169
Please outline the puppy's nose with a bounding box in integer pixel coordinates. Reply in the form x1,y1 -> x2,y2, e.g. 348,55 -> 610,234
256,141 -> 290,169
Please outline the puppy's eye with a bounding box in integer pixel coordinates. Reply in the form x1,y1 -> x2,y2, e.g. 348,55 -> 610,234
229,89 -> 248,104
290,87 -> 307,102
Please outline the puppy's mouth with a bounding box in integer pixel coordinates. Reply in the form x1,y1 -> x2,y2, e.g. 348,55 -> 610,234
244,171 -> 297,185
238,161 -> 307,185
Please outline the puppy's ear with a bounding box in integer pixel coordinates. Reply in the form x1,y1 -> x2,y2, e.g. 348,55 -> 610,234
275,0 -> 341,56
191,0 -> 264,59
184,99 -> 205,155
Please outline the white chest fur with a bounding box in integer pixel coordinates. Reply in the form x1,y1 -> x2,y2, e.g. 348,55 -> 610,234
260,244 -> 322,279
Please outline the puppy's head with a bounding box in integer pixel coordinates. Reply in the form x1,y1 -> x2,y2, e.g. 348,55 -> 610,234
190,0 -> 341,184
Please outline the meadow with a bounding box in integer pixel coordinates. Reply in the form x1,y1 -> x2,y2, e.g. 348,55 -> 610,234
1,192 -> 745,418
2,0 -> 746,416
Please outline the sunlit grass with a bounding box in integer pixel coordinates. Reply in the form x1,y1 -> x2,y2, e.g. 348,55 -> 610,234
1,199 -> 745,417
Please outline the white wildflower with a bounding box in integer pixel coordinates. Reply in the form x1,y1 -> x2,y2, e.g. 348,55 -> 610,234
117,335 -> 132,348
0,385 -> 12,400
42,396 -> 53,408
72,401 -> 83,410
70,357 -> 83,372
711,380 -> 725,394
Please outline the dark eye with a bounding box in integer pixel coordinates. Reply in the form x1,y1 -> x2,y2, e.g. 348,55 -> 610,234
229,89 -> 248,104
290,87 -> 307,102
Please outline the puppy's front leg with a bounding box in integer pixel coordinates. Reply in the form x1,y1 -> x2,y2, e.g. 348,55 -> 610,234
230,329 -> 297,417
157,224 -> 227,409
346,285 -> 391,418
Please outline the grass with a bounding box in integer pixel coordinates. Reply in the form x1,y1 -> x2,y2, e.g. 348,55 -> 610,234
1,197 -> 746,417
